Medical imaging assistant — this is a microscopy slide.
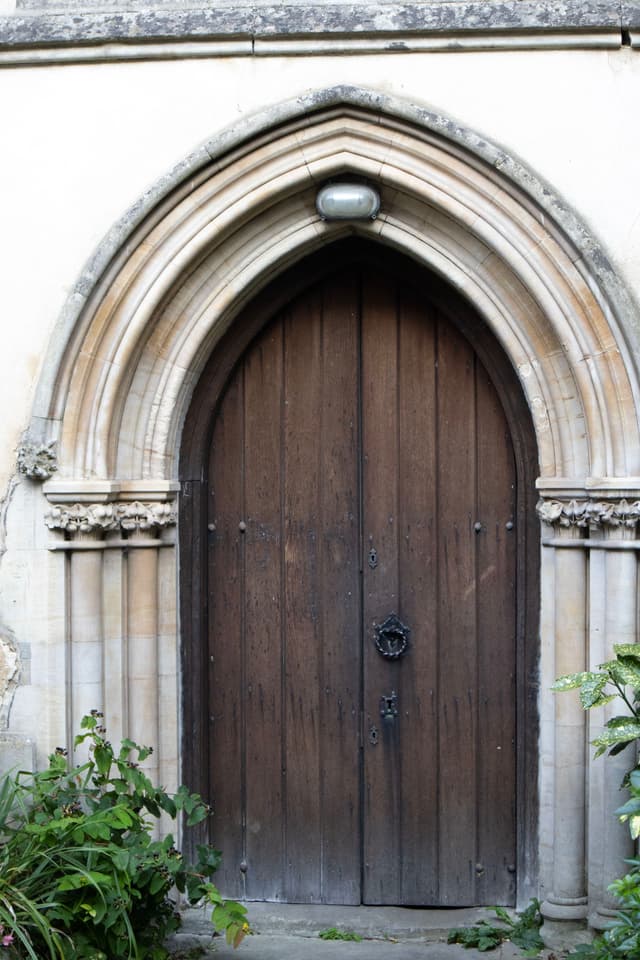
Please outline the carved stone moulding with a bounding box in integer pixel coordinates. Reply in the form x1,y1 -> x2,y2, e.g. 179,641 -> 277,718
45,501 -> 177,535
17,440 -> 57,480
536,498 -> 640,530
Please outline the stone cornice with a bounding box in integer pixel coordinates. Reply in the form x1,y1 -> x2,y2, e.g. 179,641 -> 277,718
536,498 -> 640,529
45,501 -> 177,534
0,1 -> 636,65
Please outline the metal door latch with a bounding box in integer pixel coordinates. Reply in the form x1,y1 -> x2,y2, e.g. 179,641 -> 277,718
380,690 -> 398,722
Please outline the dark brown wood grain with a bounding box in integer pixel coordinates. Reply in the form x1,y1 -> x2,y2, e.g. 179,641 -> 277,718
207,371 -> 245,898
361,267 -> 402,905
395,284 -> 439,904
180,239 -> 537,907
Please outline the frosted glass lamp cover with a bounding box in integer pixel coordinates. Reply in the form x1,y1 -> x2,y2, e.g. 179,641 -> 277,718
316,183 -> 380,221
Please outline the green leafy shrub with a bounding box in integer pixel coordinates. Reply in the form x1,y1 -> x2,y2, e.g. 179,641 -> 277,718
447,900 -> 543,954
568,863 -> 640,960
554,643 -> 640,960
0,712 -> 248,959
552,642 -> 640,775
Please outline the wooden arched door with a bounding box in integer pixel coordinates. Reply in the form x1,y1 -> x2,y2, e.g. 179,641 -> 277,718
180,244 -> 538,908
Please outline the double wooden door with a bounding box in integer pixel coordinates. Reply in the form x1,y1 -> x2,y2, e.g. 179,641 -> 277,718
207,265 -> 517,906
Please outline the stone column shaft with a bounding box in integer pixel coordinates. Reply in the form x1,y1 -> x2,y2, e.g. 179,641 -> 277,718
594,539 -> 636,921
544,530 -> 588,918
126,531 -> 160,785
69,540 -> 104,738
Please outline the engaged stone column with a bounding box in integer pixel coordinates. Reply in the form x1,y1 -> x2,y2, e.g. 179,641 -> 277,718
537,500 -> 589,944
120,502 -> 176,787
45,504 -> 117,749
590,514 -> 638,927
538,497 -> 640,945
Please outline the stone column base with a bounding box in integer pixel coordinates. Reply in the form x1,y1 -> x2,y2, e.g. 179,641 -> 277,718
541,898 -> 591,950
540,919 -> 593,951
589,907 -> 619,931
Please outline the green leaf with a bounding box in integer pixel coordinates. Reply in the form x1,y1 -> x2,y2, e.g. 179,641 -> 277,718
552,672 -> 599,692
149,872 -> 168,896
93,745 -> 112,778
614,644 -> 640,660
579,675 -> 608,708
186,805 -> 209,827
616,797 -> 640,817
609,658 -> 640,689
592,718 -> 640,749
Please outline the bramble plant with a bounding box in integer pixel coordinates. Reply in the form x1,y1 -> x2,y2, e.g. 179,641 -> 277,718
0,712 -> 248,959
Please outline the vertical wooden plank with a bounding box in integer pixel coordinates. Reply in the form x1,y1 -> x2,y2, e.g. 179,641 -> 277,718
318,273 -> 361,904
436,313 -> 478,904
282,289 -> 323,902
180,477 -> 208,860
361,268 -> 402,904
475,363 -> 517,905
396,285 -> 440,904
208,376 -> 245,898
243,320 -> 285,899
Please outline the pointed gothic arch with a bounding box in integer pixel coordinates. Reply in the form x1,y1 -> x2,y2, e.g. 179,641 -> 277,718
31,86 -> 640,934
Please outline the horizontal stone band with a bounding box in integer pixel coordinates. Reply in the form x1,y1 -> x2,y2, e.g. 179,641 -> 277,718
537,497 -> 640,528
45,501 -> 177,533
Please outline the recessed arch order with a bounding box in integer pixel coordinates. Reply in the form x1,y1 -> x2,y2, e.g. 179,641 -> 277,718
34,85 -> 640,491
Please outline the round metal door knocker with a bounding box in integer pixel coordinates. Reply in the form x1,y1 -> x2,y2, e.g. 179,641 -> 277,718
374,613 -> 410,660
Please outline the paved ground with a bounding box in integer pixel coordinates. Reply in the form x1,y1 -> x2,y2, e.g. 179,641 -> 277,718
172,933 -> 525,960
168,903 -> 528,960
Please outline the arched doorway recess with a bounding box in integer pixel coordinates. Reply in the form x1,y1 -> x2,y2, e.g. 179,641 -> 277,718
32,89 -> 640,935
180,240 -> 539,907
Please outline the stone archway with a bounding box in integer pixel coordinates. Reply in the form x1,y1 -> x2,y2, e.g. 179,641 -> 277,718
27,86 -> 640,938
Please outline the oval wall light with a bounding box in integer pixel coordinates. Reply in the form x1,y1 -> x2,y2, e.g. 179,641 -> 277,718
316,183 -> 380,221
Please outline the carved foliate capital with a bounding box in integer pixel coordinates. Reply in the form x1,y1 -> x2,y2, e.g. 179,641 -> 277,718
17,441 -> 57,480
45,503 -> 118,534
45,501 -> 177,535
116,501 -> 177,532
536,498 -> 640,530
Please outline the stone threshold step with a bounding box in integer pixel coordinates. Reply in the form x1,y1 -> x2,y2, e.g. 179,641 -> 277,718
180,902 -> 505,943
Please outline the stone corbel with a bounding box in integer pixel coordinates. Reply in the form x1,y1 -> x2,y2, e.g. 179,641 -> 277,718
17,440 -> 57,480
